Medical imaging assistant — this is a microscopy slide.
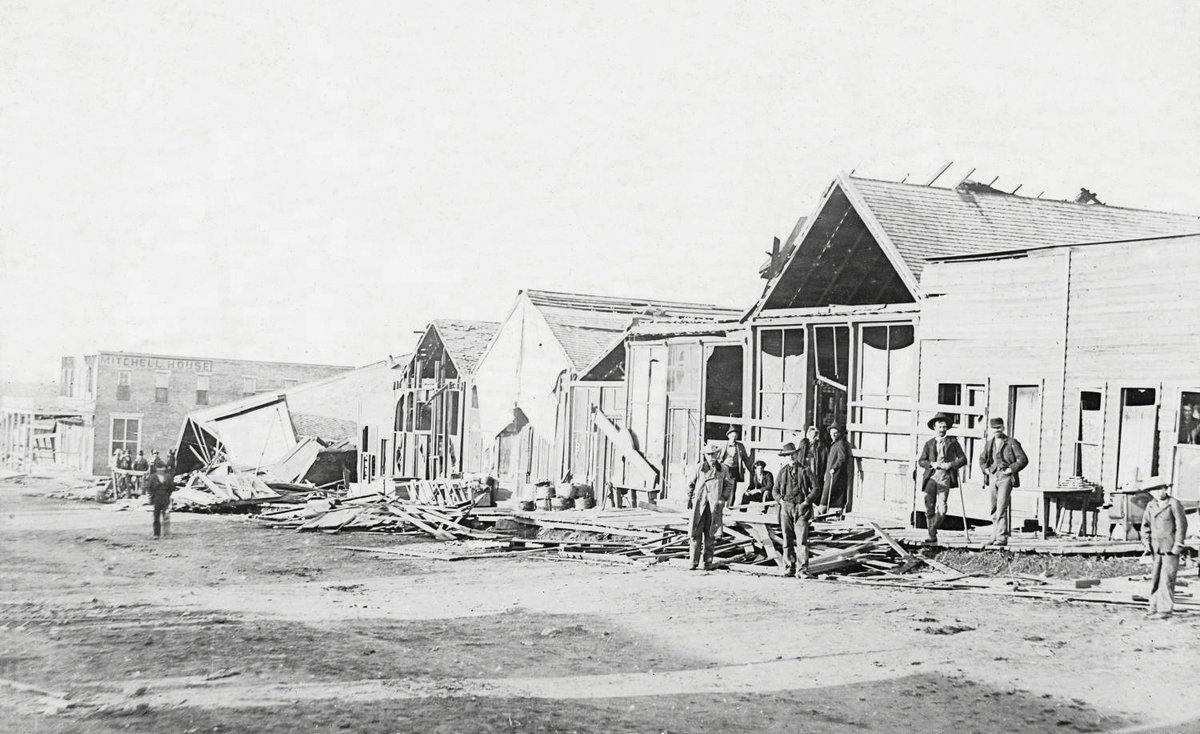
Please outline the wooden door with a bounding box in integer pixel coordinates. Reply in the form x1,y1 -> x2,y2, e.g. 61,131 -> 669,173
1117,388 -> 1158,488
665,408 -> 699,499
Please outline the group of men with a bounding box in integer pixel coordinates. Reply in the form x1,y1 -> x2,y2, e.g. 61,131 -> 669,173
686,424 -> 858,574
110,447 -> 178,539
685,414 -> 1032,574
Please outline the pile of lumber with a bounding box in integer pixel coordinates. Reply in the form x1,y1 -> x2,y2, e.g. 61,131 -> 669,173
497,505 -> 945,578
171,463 -> 281,511
254,493 -> 503,540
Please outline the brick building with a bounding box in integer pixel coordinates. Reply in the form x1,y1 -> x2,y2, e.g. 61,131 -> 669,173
37,350 -> 352,475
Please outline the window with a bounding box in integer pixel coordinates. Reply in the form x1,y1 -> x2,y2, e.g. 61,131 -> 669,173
86,364 -> 94,398
116,371 -> 131,401
937,382 -> 985,481
855,324 -> 915,457
196,374 -> 210,405
1178,391 -> 1200,445
110,417 -> 140,455
416,401 -> 432,431
242,376 -> 257,396
446,390 -> 461,435
758,328 -> 806,444
1117,388 -> 1158,487
154,371 -> 171,403
1073,391 -> 1103,478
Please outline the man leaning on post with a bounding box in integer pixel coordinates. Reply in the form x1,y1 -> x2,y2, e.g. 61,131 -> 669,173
776,441 -> 816,578
978,417 -> 1028,547
687,440 -> 735,571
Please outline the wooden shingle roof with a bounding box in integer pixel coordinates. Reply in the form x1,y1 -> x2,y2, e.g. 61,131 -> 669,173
431,320 -> 500,376
524,290 -> 741,371
847,176 -> 1200,283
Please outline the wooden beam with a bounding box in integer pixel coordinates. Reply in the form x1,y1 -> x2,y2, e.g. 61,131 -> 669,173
810,225 -> 871,307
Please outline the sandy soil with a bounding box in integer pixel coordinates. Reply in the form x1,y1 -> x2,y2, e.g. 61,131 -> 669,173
1,475 -> 1198,733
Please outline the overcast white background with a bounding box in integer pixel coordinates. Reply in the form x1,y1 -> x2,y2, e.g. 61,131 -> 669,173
2,1 -> 1198,383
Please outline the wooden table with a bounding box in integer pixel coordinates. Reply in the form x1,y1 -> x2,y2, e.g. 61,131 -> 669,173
1040,488 -> 1099,539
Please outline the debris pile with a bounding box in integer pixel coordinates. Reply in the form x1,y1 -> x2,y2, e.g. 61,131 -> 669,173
254,492 -> 502,540
171,463 -> 282,511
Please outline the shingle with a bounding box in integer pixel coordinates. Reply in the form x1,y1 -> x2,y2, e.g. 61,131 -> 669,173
431,320 -> 500,376
850,177 -> 1200,281
523,290 -> 741,370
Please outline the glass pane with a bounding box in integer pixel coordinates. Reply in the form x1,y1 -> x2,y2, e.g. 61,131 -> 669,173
667,344 -> 700,397
760,330 -> 783,391
859,327 -> 889,396
1180,392 -> 1200,444
783,329 -> 805,387
887,325 -> 916,398
127,420 -> 139,441
783,392 -> 805,430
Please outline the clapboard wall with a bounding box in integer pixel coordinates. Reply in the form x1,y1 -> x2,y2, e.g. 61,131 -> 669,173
921,233 -> 1200,511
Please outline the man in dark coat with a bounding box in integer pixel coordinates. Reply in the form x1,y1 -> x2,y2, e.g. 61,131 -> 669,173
743,460 -> 774,504
821,424 -> 858,512
801,426 -> 827,509
720,427 -> 753,503
978,417 -> 1029,547
117,449 -> 133,497
1141,478 -> 1188,619
917,412 -> 968,545
776,442 -> 816,578
144,468 -> 176,539
132,450 -> 149,496
687,441 -> 735,571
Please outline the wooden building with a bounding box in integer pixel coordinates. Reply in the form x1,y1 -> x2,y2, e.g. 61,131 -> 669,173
611,317 -> 747,502
472,290 -> 738,493
919,232 -> 1200,530
743,174 -> 1200,523
392,321 -> 499,481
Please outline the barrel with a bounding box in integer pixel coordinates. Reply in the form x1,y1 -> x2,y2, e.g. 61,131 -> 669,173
576,496 -> 596,510
519,500 -> 537,512
551,497 -> 573,511
534,484 -> 556,500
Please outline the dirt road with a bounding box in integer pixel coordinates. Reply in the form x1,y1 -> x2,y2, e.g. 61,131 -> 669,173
1,476 -> 1197,733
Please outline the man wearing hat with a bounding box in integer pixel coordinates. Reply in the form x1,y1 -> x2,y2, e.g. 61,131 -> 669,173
687,440 -> 736,571
978,417 -> 1028,547
917,413 -> 967,545
1140,478 -> 1188,619
821,424 -> 859,512
719,426 -> 753,503
776,441 -> 816,577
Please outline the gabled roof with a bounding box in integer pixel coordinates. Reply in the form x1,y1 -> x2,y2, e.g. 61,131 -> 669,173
430,320 -> 500,375
754,172 -> 1200,315
523,289 -> 741,371
848,176 -> 1200,283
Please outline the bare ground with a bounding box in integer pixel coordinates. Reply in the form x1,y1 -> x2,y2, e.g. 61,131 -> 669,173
1,476 -> 1198,733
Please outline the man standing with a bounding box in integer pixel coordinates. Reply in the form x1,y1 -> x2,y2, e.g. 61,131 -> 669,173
117,449 -> 133,498
720,426 -> 753,503
801,425 -> 828,511
132,450 -> 149,497
144,467 -> 176,539
687,441 -> 734,571
1141,479 -> 1188,619
150,450 -> 166,471
776,442 -> 816,578
821,424 -> 859,513
978,417 -> 1028,547
917,412 -> 968,545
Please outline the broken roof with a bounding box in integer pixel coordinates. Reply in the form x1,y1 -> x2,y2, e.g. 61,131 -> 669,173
429,320 -> 500,375
524,289 -> 741,370
848,176 -> 1200,283
755,172 -> 1200,313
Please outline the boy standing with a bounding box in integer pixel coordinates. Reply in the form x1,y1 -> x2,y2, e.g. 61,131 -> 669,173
1141,479 -> 1188,619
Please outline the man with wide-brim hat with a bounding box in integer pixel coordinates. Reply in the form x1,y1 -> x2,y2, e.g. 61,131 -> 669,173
1141,477 -> 1187,619
720,426 -> 753,503
978,417 -> 1029,547
687,440 -> 735,571
775,441 -> 817,578
820,424 -> 859,513
917,413 -> 967,545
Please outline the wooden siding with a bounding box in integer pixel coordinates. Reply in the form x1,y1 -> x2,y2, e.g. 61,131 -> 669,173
1063,238 -> 1200,490
919,251 -> 1070,500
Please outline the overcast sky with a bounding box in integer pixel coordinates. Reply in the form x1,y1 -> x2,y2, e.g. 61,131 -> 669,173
2,1 -> 1198,383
